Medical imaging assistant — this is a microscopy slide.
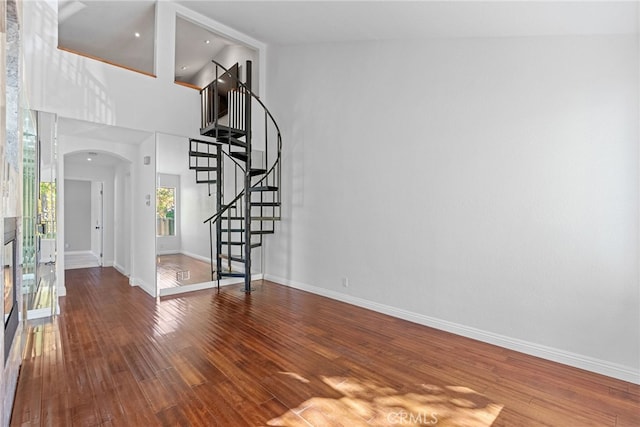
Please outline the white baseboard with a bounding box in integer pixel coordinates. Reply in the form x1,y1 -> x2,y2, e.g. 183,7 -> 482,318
157,250 -> 180,256
264,274 -> 640,385
57,285 -> 67,297
64,262 -> 99,270
179,250 -> 211,264
65,251 -> 100,270
113,263 -> 129,277
129,277 -> 155,297
159,273 -> 263,297
26,308 -> 53,320
64,250 -> 92,255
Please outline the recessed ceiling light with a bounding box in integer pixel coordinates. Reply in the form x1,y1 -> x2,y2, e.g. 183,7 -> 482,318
204,40 -> 211,44
87,157 -> 92,161
181,66 -> 187,70
134,32 -> 141,38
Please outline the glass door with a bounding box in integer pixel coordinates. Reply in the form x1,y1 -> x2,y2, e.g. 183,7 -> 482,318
22,110 -> 58,319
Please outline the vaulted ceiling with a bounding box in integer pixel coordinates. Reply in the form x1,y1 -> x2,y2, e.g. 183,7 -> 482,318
57,1 -> 638,82
180,1 -> 639,44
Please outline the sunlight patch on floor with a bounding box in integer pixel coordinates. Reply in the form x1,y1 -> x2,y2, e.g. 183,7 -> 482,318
268,374 -> 503,426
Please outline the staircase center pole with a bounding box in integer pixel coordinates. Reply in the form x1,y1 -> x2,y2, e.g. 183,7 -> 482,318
215,144 -> 223,286
243,60 -> 253,292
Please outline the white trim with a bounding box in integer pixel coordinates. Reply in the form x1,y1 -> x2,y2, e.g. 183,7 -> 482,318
179,250 -> 211,264
130,277 -> 155,297
158,273 -> 264,297
64,263 -> 98,270
157,249 -> 181,256
64,250 -> 100,269
26,308 -> 54,321
57,285 -> 67,297
64,250 -> 93,256
264,274 -> 640,385
113,262 -> 128,277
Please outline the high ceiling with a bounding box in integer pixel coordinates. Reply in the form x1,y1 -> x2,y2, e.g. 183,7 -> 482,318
174,16 -> 234,83
179,1 -> 639,44
57,0 -> 243,81
57,1 -> 638,81
58,0 -> 156,74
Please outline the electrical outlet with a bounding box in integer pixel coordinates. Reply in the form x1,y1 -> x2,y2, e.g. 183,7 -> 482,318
342,277 -> 349,288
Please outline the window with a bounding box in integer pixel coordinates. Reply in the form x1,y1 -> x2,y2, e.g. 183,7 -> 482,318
156,187 -> 176,237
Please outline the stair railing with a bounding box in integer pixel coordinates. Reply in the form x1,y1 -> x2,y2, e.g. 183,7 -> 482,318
199,59 -> 282,287
201,60 -> 282,224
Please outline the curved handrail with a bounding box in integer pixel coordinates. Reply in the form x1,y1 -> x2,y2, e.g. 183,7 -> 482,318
203,189 -> 244,224
206,60 -> 282,189
220,143 -> 245,173
202,59 -> 282,224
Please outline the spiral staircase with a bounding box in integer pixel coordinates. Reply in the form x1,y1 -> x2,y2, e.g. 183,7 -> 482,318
188,60 -> 281,292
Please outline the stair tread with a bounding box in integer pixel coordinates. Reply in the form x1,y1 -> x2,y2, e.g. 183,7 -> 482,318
230,151 -> 247,161
221,229 -> 274,235
251,202 -> 281,207
219,271 -> 245,278
250,186 -> 279,192
217,135 -> 247,148
189,151 -> 217,158
221,216 -> 281,221
196,179 -> 217,184
221,241 -> 244,246
190,166 -> 218,171
190,138 -> 221,146
250,168 -> 266,177
219,254 -> 245,263
201,124 -> 246,138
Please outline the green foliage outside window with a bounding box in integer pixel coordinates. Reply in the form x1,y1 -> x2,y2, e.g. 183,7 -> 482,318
156,187 -> 176,236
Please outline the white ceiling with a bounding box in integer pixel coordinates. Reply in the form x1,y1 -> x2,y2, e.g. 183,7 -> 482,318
58,117 -> 153,144
64,150 -> 126,167
57,1 -> 638,80
58,0 -> 156,74
178,1 -> 639,44
174,17 -> 234,83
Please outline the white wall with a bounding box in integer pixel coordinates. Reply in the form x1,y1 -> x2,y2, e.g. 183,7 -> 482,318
131,134 -> 158,296
63,179 -> 91,251
114,162 -> 132,275
22,0 -> 199,138
23,1 -> 266,139
265,35 -> 640,382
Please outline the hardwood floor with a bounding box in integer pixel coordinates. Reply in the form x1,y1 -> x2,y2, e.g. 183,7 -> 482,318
157,254 -> 212,290
11,267 -> 639,426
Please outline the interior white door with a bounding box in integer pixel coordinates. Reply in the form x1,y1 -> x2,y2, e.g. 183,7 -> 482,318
91,181 -> 104,266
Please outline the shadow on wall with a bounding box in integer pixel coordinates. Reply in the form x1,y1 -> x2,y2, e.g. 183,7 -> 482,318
27,0 -> 116,125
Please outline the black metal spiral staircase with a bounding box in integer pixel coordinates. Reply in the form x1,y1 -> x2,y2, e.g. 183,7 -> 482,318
188,60 -> 281,292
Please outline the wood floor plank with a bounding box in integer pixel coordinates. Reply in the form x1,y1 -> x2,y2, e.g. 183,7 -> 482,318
9,267 -> 640,426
